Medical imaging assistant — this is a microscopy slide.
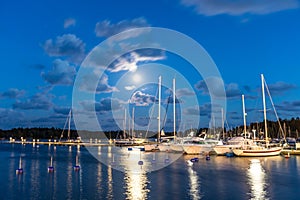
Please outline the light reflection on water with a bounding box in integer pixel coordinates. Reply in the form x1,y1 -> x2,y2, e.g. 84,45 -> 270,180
2,143 -> 300,199
247,159 -> 268,200
187,167 -> 201,200
124,171 -> 149,200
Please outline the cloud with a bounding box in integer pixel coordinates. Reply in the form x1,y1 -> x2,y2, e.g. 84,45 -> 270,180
195,79 -> 239,99
53,106 -> 71,115
95,17 -> 149,38
13,92 -> 53,110
0,88 -> 25,99
267,81 -> 297,95
125,85 -> 136,91
176,88 -> 195,98
79,72 -> 118,94
80,98 -> 124,113
41,59 -> 76,86
64,18 -> 76,28
0,108 -> 25,129
108,49 -> 165,72
276,101 -> 300,112
130,91 -> 156,106
183,106 -> 200,116
181,0 -> 299,16
225,83 -> 241,98
42,34 -> 86,63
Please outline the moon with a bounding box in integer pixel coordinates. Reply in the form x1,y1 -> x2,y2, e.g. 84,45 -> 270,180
132,73 -> 141,83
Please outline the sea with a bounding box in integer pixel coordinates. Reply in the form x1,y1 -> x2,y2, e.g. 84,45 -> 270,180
1,142 -> 300,200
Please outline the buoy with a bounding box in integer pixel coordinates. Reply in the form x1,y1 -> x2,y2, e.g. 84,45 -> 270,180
140,147 -> 145,151
73,155 -> 80,171
186,160 -> 193,166
138,160 -> 144,165
16,157 -> 23,174
206,154 -> 210,161
225,152 -> 234,157
48,156 -> 54,173
285,152 -> 290,159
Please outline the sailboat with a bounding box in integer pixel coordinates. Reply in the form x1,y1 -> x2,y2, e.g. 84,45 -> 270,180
144,76 -> 162,152
232,74 -> 282,157
158,78 -> 177,152
214,96 -> 251,155
59,110 -> 73,143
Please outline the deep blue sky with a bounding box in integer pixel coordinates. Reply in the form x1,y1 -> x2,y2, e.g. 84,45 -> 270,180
0,0 -> 300,131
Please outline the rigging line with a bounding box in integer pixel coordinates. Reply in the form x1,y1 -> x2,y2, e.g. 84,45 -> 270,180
161,93 -> 172,131
145,85 -> 159,139
59,109 -> 71,142
263,78 -> 285,139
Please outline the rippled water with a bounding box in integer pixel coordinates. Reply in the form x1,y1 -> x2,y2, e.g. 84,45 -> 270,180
1,142 -> 300,200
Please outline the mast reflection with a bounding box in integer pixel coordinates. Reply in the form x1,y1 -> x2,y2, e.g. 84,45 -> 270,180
247,159 -> 268,200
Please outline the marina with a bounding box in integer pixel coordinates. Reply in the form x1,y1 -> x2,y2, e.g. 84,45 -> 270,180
1,141 -> 300,199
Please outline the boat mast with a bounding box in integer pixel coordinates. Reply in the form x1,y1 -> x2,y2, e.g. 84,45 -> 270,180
67,110 -> 71,141
123,109 -> 127,139
221,108 -> 225,140
261,74 -> 268,142
242,95 -> 247,138
131,107 -> 135,138
173,78 -> 176,140
158,76 -> 162,142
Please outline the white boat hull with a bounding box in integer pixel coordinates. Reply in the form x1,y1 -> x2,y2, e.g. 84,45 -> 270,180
182,144 -> 212,155
213,145 -> 241,155
158,143 -> 171,152
232,147 -> 282,157
170,144 -> 184,153
144,144 -> 158,152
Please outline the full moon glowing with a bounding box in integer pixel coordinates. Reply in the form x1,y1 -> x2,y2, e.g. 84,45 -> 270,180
133,73 -> 141,83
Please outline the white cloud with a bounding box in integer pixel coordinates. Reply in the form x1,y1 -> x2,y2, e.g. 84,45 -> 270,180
64,18 -> 76,28
125,85 -> 136,91
109,50 -> 165,72
130,91 -> 156,106
95,17 -> 150,38
181,0 -> 299,16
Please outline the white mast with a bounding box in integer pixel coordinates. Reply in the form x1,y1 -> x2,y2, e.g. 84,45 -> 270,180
242,95 -> 247,138
131,107 -> 135,138
261,74 -> 268,142
123,109 -> 127,139
221,108 -> 225,140
173,78 -> 176,140
158,76 -> 162,141
67,110 -> 71,141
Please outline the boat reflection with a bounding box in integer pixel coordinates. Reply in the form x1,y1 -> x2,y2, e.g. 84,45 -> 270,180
187,166 -> 202,200
247,159 -> 268,200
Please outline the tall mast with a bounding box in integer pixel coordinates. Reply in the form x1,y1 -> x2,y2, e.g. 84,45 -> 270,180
123,109 -> 127,139
221,108 -> 225,140
158,76 -> 162,142
67,110 -> 71,141
261,74 -> 268,141
242,95 -> 247,137
131,107 -> 135,138
173,78 -> 176,140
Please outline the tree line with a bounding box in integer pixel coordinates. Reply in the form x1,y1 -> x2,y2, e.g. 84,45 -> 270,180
1,117 -> 300,140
